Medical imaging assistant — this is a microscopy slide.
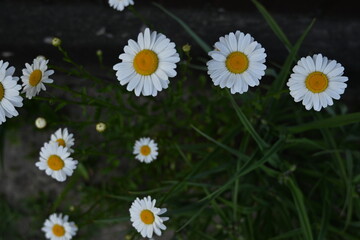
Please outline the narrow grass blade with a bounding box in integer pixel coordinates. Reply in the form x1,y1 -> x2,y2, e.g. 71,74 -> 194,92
227,92 -> 268,151
191,124 -> 245,158
176,202 -> 208,232
202,137 -> 284,202
251,0 -> 292,51
269,228 -> 302,240
287,178 -> 314,240
50,173 -> 80,212
270,19 -> 316,94
287,112 -> 360,134
152,2 -> 212,53
317,188 -> 330,240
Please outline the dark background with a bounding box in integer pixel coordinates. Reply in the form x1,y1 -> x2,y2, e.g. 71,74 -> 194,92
1,0 -> 359,104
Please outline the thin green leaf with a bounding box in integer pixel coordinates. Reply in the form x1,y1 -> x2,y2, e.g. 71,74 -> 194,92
191,124 -> 246,158
317,188 -> 330,240
287,178 -> 314,240
176,202 -> 208,232
287,112 -> 360,134
251,0 -> 292,50
270,18 -> 316,94
269,228 -> 302,240
227,92 -> 268,151
201,137 -> 284,202
78,163 -> 89,180
152,2 -> 212,53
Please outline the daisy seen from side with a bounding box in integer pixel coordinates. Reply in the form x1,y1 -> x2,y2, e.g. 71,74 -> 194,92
21,56 -> 54,99
0,60 -> 23,124
207,30 -> 267,94
129,196 -> 169,239
287,53 -> 348,111
42,213 -> 78,240
133,137 -> 158,163
36,142 -> 78,182
108,0 -> 134,11
113,28 -> 180,97
50,128 -> 75,153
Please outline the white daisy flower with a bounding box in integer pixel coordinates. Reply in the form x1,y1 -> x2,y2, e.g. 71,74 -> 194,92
36,142 -> 78,182
287,54 -> 348,111
21,56 -> 54,99
50,128 -> 75,153
207,30 -> 267,94
133,137 -> 158,163
113,28 -> 180,97
129,196 -> 169,239
42,213 -> 78,240
108,0 -> 134,11
0,60 -> 23,125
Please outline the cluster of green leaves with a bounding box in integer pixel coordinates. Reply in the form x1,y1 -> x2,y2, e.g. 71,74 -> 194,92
2,0 -> 360,239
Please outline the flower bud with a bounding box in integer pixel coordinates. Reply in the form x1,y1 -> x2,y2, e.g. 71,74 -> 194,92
52,37 -> 61,47
35,117 -> 47,129
96,122 -> 106,132
182,44 -> 191,53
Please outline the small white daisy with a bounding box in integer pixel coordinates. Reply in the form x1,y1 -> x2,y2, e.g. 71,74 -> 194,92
133,137 -> 158,163
50,128 -> 75,153
130,196 -> 169,239
0,60 -> 23,125
113,28 -> 180,97
287,53 -> 348,111
207,30 -> 267,94
36,142 -> 78,182
42,213 -> 78,240
108,0 -> 134,11
21,56 -> 54,99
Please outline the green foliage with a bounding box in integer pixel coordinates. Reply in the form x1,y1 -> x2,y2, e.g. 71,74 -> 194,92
2,1 -> 360,240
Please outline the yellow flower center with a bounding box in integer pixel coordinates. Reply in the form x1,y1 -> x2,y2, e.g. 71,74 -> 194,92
29,69 -> 43,86
52,224 -> 65,237
305,71 -> 329,93
0,83 -> 4,100
133,50 -> 159,76
225,51 -> 249,74
47,155 -> 65,171
140,145 -> 151,156
140,209 -> 155,224
56,138 -> 66,147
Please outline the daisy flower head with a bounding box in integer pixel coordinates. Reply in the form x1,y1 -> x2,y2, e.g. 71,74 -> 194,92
207,30 -> 267,94
287,54 -> 348,111
0,60 -> 23,125
129,196 -> 169,239
36,142 -> 78,182
42,213 -> 77,240
108,0 -> 134,11
21,56 -> 54,99
113,28 -> 180,97
50,128 -> 75,153
133,137 -> 158,163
